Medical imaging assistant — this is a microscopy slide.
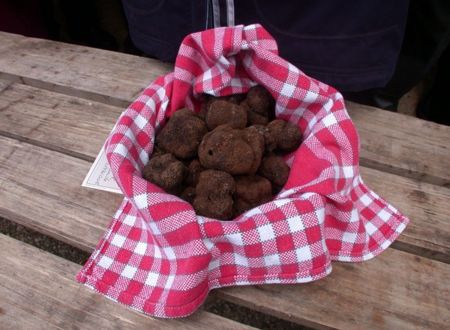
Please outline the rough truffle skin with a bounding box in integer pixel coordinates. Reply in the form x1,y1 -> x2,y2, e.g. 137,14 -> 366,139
241,101 -> 269,125
206,99 -> 247,130
198,125 -> 263,175
142,153 -> 187,194
258,154 -> 290,187
185,159 -> 204,187
144,87 -> 300,220
193,196 -> 234,220
193,170 -> 235,220
253,124 -> 277,153
195,169 -> 235,196
242,126 -> 265,173
246,85 -> 274,116
234,175 -> 272,215
224,93 -> 247,104
241,85 -> 275,126
180,186 -> 196,204
267,119 -> 302,152
156,108 -> 208,159
205,93 -> 246,107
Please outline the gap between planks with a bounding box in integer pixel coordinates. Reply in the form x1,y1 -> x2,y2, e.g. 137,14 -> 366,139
1,184 -> 449,330
0,82 -> 449,263
0,95 -> 449,327
0,133 -> 449,264
0,233 -> 255,330
0,33 -> 449,186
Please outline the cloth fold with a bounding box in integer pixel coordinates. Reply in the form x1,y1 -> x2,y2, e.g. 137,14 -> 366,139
77,24 -> 408,318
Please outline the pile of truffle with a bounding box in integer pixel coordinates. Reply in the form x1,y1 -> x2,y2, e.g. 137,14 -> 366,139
142,86 -> 302,220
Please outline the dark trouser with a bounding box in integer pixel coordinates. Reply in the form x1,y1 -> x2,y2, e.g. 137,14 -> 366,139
344,0 -> 450,125
121,0 -> 409,93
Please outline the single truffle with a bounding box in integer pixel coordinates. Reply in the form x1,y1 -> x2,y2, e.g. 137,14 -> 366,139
156,108 -> 208,159
206,99 -> 247,130
246,86 -> 274,114
142,153 -> 187,194
267,119 -> 302,152
234,175 -> 272,215
258,154 -> 290,188
193,170 -> 235,220
195,169 -> 235,196
242,85 -> 275,125
193,196 -> 234,220
198,125 -> 263,175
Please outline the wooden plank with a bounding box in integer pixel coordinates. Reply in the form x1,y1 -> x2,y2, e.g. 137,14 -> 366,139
0,79 -> 121,160
216,248 -> 450,330
1,141 -> 449,329
0,136 -> 122,252
0,31 -> 171,108
361,167 -> 450,263
347,101 -> 450,187
0,234 -> 254,330
0,31 -> 23,51
0,33 -> 449,186
0,85 -> 449,261
0,131 -> 448,262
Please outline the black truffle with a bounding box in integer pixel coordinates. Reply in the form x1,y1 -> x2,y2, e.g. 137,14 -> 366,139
156,108 -> 208,159
142,153 -> 187,194
193,170 -> 235,220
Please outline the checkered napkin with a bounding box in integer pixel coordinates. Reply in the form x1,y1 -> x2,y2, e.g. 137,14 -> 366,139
77,24 -> 409,318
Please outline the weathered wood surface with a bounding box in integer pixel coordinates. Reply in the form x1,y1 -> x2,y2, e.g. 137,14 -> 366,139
0,234 -> 254,330
1,140 -> 449,329
0,32 -> 449,186
0,82 -> 449,261
0,31 -> 171,108
0,79 -> 121,160
217,247 -> 450,330
1,32 -> 450,329
0,133 -> 449,328
0,136 -> 122,252
346,101 -> 450,187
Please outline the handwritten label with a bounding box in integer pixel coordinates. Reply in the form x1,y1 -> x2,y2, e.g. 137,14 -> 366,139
82,146 -> 122,194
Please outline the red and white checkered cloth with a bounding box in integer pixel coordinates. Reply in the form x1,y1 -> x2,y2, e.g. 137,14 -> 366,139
77,24 -> 409,318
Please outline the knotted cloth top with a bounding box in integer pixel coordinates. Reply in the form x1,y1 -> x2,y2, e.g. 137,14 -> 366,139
77,24 -> 409,318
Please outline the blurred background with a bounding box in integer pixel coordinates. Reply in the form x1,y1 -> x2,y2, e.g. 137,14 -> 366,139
1,0 -> 448,125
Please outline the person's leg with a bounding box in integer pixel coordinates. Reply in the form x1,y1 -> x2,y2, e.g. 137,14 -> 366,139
344,0 -> 450,115
417,44 -> 450,125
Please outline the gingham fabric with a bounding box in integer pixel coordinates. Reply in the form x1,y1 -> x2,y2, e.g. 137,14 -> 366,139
77,24 -> 409,318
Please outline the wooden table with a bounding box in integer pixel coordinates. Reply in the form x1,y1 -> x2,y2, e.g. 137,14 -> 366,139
0,31 -> 449,330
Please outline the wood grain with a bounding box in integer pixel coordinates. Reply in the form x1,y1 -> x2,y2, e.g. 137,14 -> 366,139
347,101 -> 450,187
0,31 -> 171,108
0,79 -> 121,160
1,139 -> 449,329
0,136 -> 121,252
217,248 -> 450,330
0,85 -> 449,261
1,142 -> 449,329
0,234 -> 254,330
1,33 -> 450,329
0,33 -> 449,185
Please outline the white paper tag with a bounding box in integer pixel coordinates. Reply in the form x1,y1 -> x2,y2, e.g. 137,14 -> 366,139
82,146 -> 122,194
